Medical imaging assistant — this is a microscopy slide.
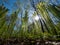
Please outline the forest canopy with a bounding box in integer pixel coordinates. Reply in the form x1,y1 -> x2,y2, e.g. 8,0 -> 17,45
0,0 -> 60,45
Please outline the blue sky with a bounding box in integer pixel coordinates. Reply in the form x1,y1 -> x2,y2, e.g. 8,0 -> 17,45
0,0 -> 32,15
0,0 -> 60,21
0,0 -> 60,17
0,0 -> 16,10
0,0 -> 60,13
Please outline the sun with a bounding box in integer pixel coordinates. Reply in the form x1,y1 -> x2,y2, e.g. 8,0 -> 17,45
34,15 -> 39,21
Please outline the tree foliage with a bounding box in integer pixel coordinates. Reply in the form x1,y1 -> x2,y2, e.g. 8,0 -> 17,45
0,0 -> 60,41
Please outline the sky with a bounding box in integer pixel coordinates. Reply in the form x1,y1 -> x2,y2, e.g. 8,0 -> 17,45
0,0 -> 16,10
0,0 -> 60,10
0,0 -> 60,13
0,0 -> 60,19
0,0 -> 60,22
